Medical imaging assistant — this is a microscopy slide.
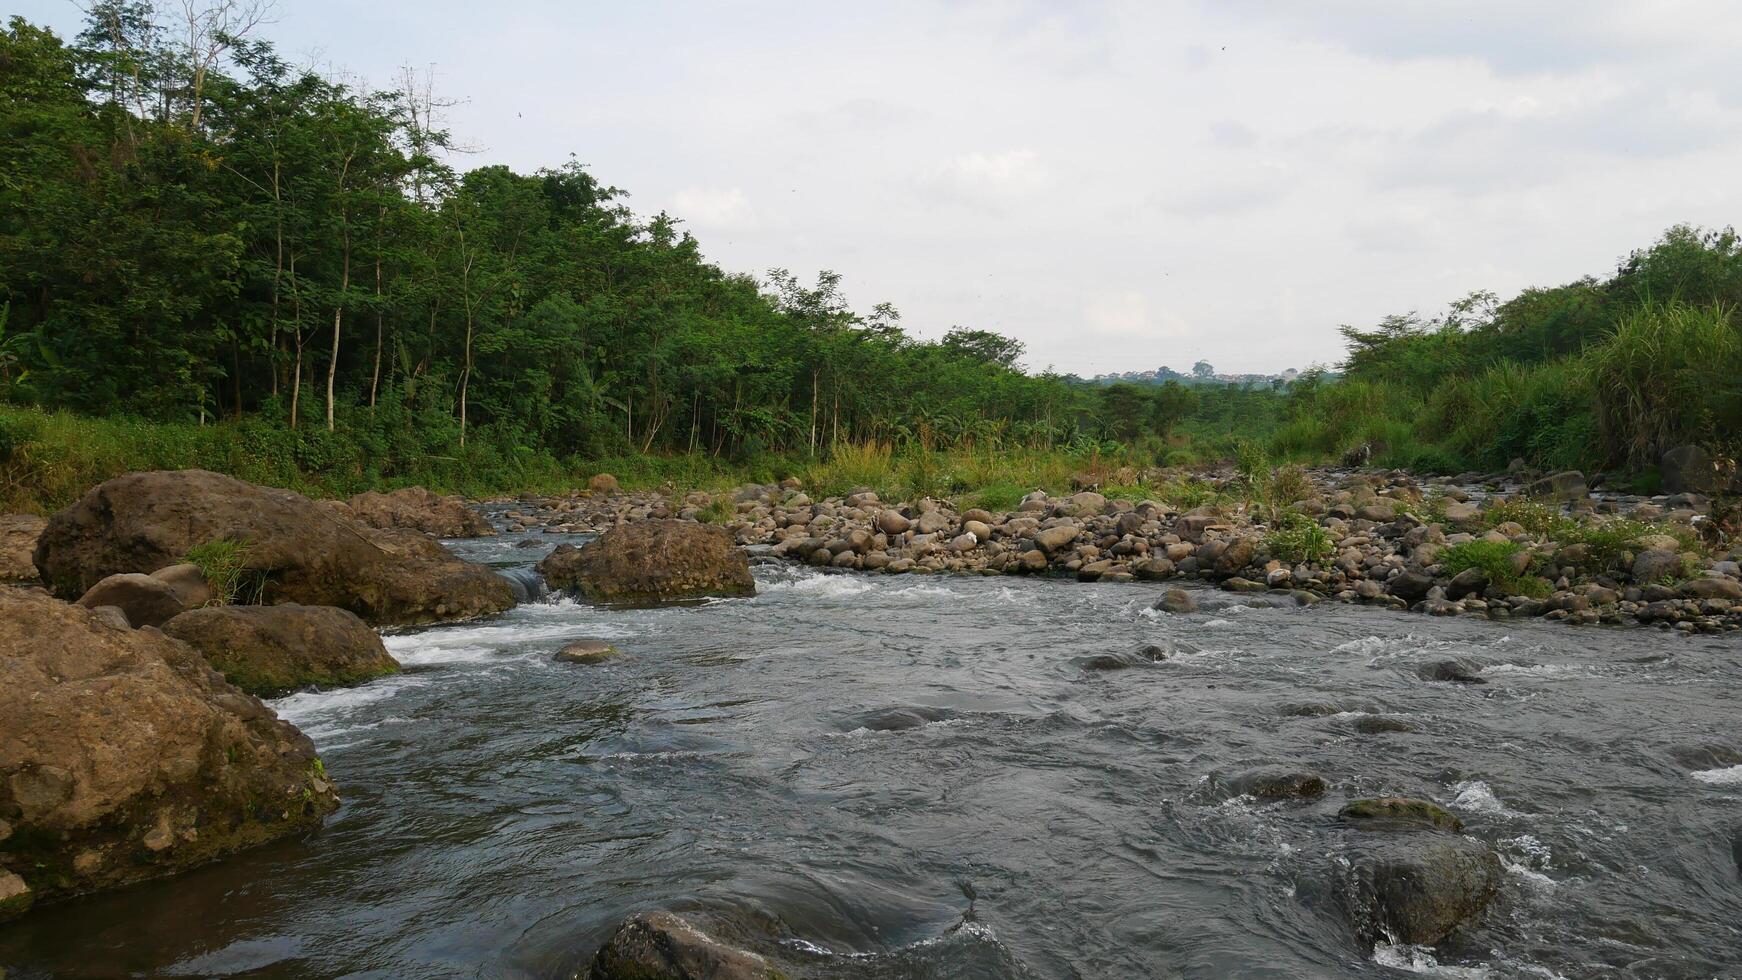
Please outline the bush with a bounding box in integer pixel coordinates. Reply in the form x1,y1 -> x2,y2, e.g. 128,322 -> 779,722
1586,302 -> 1741,470
1439,539 -> 1549,597
1265,512 -> 1334,563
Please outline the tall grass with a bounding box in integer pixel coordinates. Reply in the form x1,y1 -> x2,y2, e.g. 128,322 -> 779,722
1585,302 -> 1741,471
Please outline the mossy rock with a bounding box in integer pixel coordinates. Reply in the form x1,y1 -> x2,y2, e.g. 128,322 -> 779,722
1340,797 -> 1463,832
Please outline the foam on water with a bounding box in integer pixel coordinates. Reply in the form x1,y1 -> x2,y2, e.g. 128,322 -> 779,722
1372,942 -> 1492,977
759,574 -> 874,598
1451,780 -> 1517,817
1691,764 -> 1742,786
268,675 -> 426,735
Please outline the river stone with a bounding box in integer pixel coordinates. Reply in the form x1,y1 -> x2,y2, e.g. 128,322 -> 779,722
346,486 -> 494,538
1227,766 -> 1326,800
1446,567 -> 1487,600
1216,536 -> 1258,575
0,514 -> 45,582
1065,491 -> 1108,517
33,470 -> 513,627
1681,577 -> 1742,602
1339,797 -> 1463,832
149,562 -> 215,609
1387,570 -> 1434,602
1172,514 -> 1220,543
75,572 -> 187,628
1156,588 -> 1198,614
554,638 -> 619,665
1631,549 -> 1684,585
537,520 -> 754,605
1525,470 -> 1587,501
161,603 -> 400,697
588,910 -> 779,980
914,511 -> 952,535
0,588 -> 337,921
1033,524 -> 1080,555
876,510 -> 911,535
1336,835 -> 1502,946
1661,445 -> 1720,494
1417,658 -> 1486,684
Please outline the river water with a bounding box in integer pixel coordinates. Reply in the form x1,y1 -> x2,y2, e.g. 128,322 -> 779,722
4,534 -> 1741,979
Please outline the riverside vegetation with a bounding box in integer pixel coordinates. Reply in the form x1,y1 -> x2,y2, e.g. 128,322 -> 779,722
3,13 -> 1742,512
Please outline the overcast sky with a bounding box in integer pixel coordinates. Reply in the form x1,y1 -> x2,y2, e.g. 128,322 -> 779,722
19,1 -> 1742,375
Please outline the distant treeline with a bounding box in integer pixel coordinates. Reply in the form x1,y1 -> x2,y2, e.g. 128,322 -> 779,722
1,9 -> 1738,497
1272,224 -> 1742,481
0,9 -> 1134,474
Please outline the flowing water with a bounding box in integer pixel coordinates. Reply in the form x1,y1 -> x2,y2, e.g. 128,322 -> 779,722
4,534 -> 1741,979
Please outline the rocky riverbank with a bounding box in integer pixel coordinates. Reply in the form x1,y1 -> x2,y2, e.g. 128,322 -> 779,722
489,466 -> 1742,634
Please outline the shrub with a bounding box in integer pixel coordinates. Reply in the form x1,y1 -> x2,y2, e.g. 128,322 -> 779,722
1586,302 -> 1741,470
1439,539 -> 1551,598
1265,512 -> 1334,563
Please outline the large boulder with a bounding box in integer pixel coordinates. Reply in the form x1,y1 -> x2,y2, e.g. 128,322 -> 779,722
538,520 -> 754,604
1335,834 -> 1501,946
1660,445 -> 1732,495
0,514 -> 45,582
33,470 -> 513,627
346,486 -> 493,538
161,604 -> 400,698
0,589 -> 338,920
589,911 -> 779,980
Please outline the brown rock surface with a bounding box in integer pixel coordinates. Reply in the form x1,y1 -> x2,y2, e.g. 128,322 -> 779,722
0,514 -> 45,582
162,603 -> 400,697
346,486 -> 493,538
538,520 -> 754,604
33,470 -> 513,626
0,589 -> 338,920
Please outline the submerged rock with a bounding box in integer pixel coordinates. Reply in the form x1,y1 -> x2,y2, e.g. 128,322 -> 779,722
1417,659 -> 1486,684
161,603 -> 400,697
1339,797 -> 1463,833
347,486 -> 494,538
555,638 -> 619,665
538,520 -> 754,604
0,589 -> 337,920
1155,588 -> 1199,614
33,469 -> 513,626
588,910 -> 780,980
1227,766 -> 1327,800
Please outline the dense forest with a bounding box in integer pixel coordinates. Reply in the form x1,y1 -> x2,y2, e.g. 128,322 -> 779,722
1,8 -> 1738,508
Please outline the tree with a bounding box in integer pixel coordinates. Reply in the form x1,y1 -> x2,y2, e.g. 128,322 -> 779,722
1192,360 -> 1214,379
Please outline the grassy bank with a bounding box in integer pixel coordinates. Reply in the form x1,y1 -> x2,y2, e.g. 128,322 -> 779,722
0,405 -> 1173,514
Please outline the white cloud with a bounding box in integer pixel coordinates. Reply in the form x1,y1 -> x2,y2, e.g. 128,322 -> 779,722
919,150 -> 1051,207
668,187 -> 754,229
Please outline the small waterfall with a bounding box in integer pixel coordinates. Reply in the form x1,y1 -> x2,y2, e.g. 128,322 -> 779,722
496,566 -> 550,604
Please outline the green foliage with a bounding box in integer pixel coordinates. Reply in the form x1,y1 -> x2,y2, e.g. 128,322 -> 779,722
1265,512 -> 1334,563
1482,498 -> 1560,534
1439,539 -> 1550,598
182,537 -> 258,605
695,496 -> 736,524
1585,302 -> 1741,470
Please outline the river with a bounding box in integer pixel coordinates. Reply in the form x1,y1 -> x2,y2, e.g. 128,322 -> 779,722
3,533 -> 1739,978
